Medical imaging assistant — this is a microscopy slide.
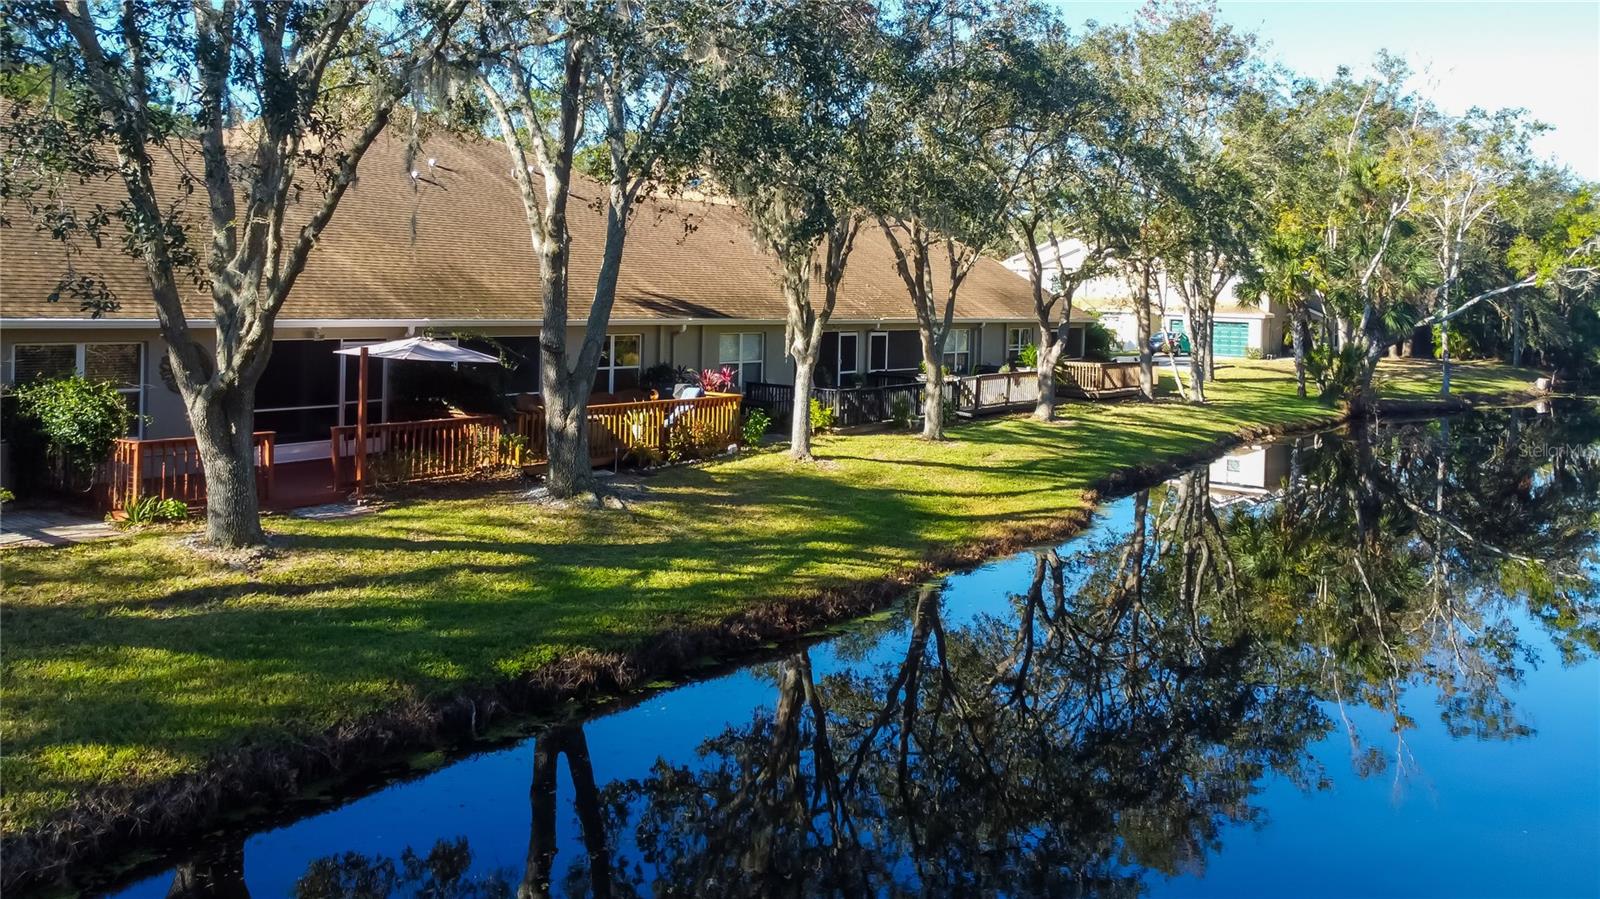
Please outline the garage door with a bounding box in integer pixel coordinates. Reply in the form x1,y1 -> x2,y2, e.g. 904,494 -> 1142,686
1213,321 -> 1249,357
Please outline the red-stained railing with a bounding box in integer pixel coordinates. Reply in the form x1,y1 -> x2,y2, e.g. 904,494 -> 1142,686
329,414 -> 505,489
95,432 -> 275,513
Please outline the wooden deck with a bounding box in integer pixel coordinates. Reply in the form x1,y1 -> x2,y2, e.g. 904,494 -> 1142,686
77,393 -> 746,514
1056,361 -> 1143,399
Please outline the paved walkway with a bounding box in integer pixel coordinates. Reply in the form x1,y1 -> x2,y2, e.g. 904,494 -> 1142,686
0,509 -> 120,549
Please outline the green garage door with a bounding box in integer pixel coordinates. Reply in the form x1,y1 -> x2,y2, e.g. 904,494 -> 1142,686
1212,321 -> 1249,357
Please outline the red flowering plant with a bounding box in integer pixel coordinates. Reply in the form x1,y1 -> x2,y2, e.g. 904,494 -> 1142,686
699,366 -> 737,393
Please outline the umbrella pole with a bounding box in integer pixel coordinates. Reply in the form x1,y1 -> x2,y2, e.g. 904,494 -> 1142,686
356,345 -> 368,503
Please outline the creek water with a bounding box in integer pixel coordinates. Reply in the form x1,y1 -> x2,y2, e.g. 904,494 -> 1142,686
92,404 -> 1600,898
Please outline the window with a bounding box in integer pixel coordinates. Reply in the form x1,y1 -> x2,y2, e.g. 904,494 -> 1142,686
10,342 -> 145,435
11,345 -> 76,384
868,331 -> 921,373
594,334 -> 642,394
942,328 -> 972,374
717,332 -> 763,390
1006,327 -> 1033,363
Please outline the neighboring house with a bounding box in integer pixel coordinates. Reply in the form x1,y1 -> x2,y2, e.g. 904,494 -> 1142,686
1001,238 -> 1284,357
1,130 -> 1090,464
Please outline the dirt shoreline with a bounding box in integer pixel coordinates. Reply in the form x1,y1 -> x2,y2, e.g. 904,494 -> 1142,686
3,396 -> 1542,890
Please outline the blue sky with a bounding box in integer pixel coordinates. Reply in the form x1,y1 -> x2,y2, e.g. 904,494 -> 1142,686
1055,1 -> 1600,180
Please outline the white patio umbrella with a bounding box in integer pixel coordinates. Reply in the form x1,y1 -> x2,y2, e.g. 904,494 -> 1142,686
333,338 -> 503,498
334,336 -> 502,365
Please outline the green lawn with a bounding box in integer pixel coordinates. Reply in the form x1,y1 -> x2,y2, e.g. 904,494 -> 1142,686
1245,355 -> 1544,400
0,361 -> 1534,833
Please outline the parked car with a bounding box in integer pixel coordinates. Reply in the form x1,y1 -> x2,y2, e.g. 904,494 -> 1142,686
1149,331 -> 1192,355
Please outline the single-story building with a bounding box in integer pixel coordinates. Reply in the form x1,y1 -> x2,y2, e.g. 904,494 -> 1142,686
1002,239 -> 1285,357
3,130 -> 1092,464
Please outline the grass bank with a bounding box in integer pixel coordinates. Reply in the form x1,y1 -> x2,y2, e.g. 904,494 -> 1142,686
0,360 -> 1537,881
1249,355 -> 1545,405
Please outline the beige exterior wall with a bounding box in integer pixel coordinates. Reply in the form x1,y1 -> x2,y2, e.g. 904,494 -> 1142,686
1,326 -> 195,439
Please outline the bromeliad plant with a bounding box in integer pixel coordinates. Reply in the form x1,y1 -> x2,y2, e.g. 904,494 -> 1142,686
699,367 -> 738,393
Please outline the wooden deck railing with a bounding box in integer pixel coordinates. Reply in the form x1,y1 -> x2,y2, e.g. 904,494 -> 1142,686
948,371 -> 1041,416
821,382 -> 925,427
95,431 -> 275,512
745,381 -> 927,428
329,414 -> 504,488
513,392 -> 743,465
743,381 -> 798,425
1057,360 -> 1142,397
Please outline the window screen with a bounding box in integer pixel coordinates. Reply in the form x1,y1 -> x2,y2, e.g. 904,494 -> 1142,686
84,344 -> 142,390
11,345 -> 76,385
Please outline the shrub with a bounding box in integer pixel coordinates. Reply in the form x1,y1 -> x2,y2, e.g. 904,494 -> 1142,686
889,395 -> 913,430
665,417 -> 723,463
642,363 -> 678,395
9,376 -> 135,485
808,397 -> 836,434
1083,322 -> 1115,362
121,495 -> 189,525
741,408 -> 771,447
0,487 -> 13,505
1244,346 -> 1265,360
1017,343 -> 1039,369
1432,324 -> 1473,361
499,432 -> 530,466
1307,343 -> 1372,406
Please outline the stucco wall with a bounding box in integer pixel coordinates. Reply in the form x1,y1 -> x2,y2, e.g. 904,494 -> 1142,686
1,326 -> 194,439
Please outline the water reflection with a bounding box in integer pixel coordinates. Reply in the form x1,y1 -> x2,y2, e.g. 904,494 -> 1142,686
119,406 -> 1600,898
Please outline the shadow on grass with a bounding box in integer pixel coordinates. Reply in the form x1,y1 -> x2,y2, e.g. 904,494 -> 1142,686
1,368 -> 1341,828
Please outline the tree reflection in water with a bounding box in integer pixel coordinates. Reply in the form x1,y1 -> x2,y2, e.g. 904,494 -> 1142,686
240,408 -> 1600,898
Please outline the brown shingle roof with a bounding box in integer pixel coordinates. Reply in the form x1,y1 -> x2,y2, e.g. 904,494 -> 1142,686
1,128 -> 1081,325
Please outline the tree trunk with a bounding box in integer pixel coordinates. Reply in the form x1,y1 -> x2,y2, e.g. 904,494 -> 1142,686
525,729 -> 561,898
1511,295 -> 1525,367
1186,299 -> 1207,404
920,330 -> 945,440
1439,314 -> 1452,397
1136,268 -> 1155,400
781,254 -> 831,462
1348,328 -> 1389,415
1291,306 -> 1309,399
790,352 -> 819,460
1033,327 -> 1062,421
188,386 -> 266,548
542,380 -> 594,500
537,183 -> 605,500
